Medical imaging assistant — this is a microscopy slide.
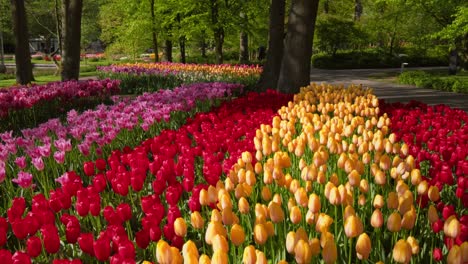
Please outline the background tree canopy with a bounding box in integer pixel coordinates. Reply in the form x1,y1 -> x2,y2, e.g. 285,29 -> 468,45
0,0 -> 466,67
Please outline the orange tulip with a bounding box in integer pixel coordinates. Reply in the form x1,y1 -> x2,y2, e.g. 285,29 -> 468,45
243,245 -> 257,264
230,224 -> 246,246
322,239 -> 337,264
238,197 -> 250,214
373,194 -> 384,209
295,239 -> 312,264
255,250 -> 268,264
371,209 -> 384,228
308,193 -> 321,213
254,224 -> 268,245
316,213 -> 333,233
356,233 -> 371,260
212,234 -> 228,252
309,238 -> 320,256
286,231 -> 297,254
428,185 -> 440,202
406,236 -> 419,255
387,212 -> 402,232
387,192 -> 398,210
191,211 -> 205,230
174,217 -> 187,237
182,240 -> 199,259
428,205 -> 439,224
444,215 -> 461,239
211,249 -> 228,264
344,215 -> 363,238
290,206 -> 302,224
393,239 -> 412,264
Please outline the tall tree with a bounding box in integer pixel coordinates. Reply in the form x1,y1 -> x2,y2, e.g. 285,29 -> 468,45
354,0 -> 363,21
150,0 -> 159,62
277,0 -> 320,94
210,0 -> 224,64
10,0 -> 34,84
0,28 -> 6,73
239,11 -> 249,63
61,0 -> 83,81
257,0 -> 285,91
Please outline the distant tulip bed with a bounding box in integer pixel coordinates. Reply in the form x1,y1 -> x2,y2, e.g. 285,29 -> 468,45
0,80 -> 467,264
97,62 -> 262,94
0,79 -> 120,133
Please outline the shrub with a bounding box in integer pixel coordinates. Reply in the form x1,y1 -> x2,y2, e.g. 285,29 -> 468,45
398,70 -> 468,93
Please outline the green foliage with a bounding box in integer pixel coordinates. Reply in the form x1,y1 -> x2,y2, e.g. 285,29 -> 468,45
398,70 -> 468,93
314,15 -> 367,55
312,50 -> 447,69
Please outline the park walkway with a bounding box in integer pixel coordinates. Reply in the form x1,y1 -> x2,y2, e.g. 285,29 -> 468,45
310,67 -> 468,112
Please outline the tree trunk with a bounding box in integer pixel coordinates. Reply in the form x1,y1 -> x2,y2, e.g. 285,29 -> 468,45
179,36 -> 186,63
150,0 -> 159,62
277,0 -> 319,94
257,0 -> 285,91
0,30 -> 6,73
61,0 -> 83,81
165,40 -> 172,62
210,0 -> 224,64
239,12 -> 249,64
10,0 -> 34,84
354,0 -> 362,21
324,0 -> 329,14
449,48 -> 458,75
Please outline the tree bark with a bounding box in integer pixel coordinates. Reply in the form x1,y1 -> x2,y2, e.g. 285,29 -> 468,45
354,0 -> 362,21
61,0 -> 83,81
277,0 -> 319,94
150,0 -> 159,62
210,0 -> 224,64
324,0 -> 329,14
179,36 -> 186,63
10,0 -> 34,84
165,40 -> 172,62
257,0 -> 285,91
0,30 -> 6,73
449,48 -> 458,75
239,12 -> 249,64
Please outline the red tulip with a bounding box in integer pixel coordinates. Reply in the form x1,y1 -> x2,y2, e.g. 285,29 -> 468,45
118,239 -> 135,259
41,224 -> 60,254
12,252 -> 31,264
93,235 -> 111,261
0,249 -> 13,264
8,197 -> 26,221
0,227 -> 6,248
26,236 -> 42,257
442,205 -> 456,220
78,233 -> 95,256
83,161 -> 95,176
135,229 -> 150,249
116,203 -> 132,222
95,158 -> 107,171
432,219 -> 444,233
11,220 -> 29,240
163,223 -> 175,241
149,225 -> 162,242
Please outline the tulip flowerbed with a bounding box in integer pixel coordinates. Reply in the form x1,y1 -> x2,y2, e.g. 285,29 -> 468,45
0,89 -> 291,263
0,82 -> 241,204
1,81 -> 467,264
0,79 -> 120,133
97,62 -> 262,94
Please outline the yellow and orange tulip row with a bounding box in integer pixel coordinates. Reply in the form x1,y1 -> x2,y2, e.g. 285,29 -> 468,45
150,83 -> 467,264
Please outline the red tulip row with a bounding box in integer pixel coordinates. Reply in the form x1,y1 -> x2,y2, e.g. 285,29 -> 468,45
0,90 -> 291,263
380,100 -> 468,258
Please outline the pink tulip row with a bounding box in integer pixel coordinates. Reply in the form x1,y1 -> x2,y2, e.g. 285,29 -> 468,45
0,79 -> 120,119
0,82 -> 242,187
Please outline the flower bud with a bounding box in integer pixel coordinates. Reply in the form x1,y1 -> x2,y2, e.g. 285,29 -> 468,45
344,215 -> 363,238
174,217 -> 187,237
268,202 -> 285,223
230,224 -> 245,246
356,233 -> 371,260
444,216 -> 460,239
387,212 -> 402,232
371,209 -> 384,228
243,245 -> 257,264
254,224 -> 268,245
392,239 -> 412,264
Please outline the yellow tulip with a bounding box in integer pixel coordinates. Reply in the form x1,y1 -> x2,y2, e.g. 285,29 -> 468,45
392,239 -> 412,264
261,186 -> 272,202
205,221 -> 226,245
268,201 -> 285,223
211,249 -> 228,264
295,239 -> 312,264
294,187 -> 308,207
356,233 -> 371,260
444,215 -> 461,239
265,221 -> 275,237
182,240 -> 199,259
373,194 -> 385,209
254,223 -> 268,245
170,247 -> 183,264
447,245 -> 462,264
387,212 -> 402,232
290,206 -> 302,224
255,250 -> 268,264
308,193 -> 321,213
238,197 -> 250,214
401,208 -> 416,230
344,205 -> 356,220
428,205 -> 439,224
212,234 -> 228,252
406,236 -> 419,255
156,240 -> 171,264
316,213 -> 333,233
174,217 -> 187,237
230,224 -> 246,246
286,231 -> 297,254
344,215 -> 363,238
322,239 -> 337,264
190,211 -> 205,230
309,237 -> 320,256
243,245 -> 257,264
199,254 -> 211,264
428,185 -> 440,202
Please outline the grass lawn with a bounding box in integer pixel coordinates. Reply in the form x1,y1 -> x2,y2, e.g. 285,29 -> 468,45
0,68 -> 98,88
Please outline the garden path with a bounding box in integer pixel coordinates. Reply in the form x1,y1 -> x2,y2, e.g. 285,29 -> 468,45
310,67 -> 468,112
